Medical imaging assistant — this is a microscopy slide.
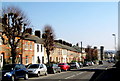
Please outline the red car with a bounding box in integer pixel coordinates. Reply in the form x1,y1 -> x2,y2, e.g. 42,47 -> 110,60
58,63 -> 70,71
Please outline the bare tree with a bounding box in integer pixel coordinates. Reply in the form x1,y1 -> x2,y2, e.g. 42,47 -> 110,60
92,47 -> 98,61
85,45 -> 98,62
85,45 -> 92,61
42,25 -> 55,64
2,6 -> 30,64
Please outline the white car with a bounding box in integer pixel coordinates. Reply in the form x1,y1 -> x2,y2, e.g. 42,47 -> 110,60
70,62 -> 80,69
27,64 -> 47,77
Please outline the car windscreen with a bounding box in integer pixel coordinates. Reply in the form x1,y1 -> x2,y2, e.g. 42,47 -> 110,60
58,63 -> 65,65
28,64 -> 39,69
2,64 -> 15,70
70,63 -> 75,64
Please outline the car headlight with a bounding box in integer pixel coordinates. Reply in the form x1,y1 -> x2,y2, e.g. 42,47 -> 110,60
4,72 -> 12,76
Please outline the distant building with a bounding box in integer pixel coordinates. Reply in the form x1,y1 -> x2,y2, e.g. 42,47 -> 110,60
104,51 -> 116,61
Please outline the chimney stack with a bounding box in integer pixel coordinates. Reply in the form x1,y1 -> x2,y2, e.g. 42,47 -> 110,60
26,28 -> 32,35
35,30 -> 41,38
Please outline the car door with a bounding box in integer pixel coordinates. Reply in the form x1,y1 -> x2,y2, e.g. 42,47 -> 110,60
66,63 -> 70,70
55,64 -> 59,72
39,64 -> 44,75
42,64 -> 47,74
14,64 -> 21,78
19,64 -> 26,77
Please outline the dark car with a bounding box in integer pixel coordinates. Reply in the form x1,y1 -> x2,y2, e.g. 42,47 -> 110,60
78,62 -> 83,68
99,61 -> 103,65
83,62 -> 89,66
2,64 -> 28,81
46,64 -> 61,74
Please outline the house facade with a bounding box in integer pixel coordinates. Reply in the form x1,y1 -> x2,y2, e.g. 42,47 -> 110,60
24,31 -> 45,64
21,39 -> 34,65
0,20 -> 12,67
46,40 -> 84,64
0,22 -> 3,68
33,37 -> 44,64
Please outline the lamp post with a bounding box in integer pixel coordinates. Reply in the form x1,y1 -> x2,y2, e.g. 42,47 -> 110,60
112,34 -> 116,51
112,34 -> 117,61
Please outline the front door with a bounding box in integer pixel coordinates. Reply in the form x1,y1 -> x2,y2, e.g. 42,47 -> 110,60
0,54 -> 3,68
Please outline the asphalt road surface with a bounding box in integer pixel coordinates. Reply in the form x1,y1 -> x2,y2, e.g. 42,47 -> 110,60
17,62 -> 114,81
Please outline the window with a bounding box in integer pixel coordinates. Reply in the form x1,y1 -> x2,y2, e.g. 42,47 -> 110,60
15,65 -> 20,70
20,64 -> 25,69
30,42 -> 32,50
26,56 -> 28,64
19,55 -> 22,64
41,45 -> 43,52
40,64 -> 43,68
32,56 -> 34,63
0,56 -> 2,62
25,42 -> 28,49
28,64 -> 39,69
42,56 -> 44,64
37,44 -> 39,52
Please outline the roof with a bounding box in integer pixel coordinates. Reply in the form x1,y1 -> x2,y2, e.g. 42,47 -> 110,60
24,33 -> 44,44
54,42 -> 81,53
73,45 -> 81,53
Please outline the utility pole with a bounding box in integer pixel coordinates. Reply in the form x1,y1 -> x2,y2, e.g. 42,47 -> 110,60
81,41 -> 82,54
100,46 -> 104,60
112,34 -> 117,51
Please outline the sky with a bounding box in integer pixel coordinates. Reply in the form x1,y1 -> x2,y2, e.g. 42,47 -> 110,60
2,1 -> 118,50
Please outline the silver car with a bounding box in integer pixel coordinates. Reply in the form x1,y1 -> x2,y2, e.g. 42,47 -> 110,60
27,64 -> 47,77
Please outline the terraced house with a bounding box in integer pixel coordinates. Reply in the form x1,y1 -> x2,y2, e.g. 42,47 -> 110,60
47,40 -> 86,63
0,17 -> 12,68
24,30 -> 44,64
0,18 -> 3,68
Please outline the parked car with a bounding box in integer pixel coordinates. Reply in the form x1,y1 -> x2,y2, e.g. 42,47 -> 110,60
83,62 -> 89,66
99,61 -> 103,65
70,62 -> 80,69
58,63 -> 70,71
27,64 -> 47,77
78,62 -> 83,68
91,61 -> 95,65
2,64 -> 28,81
46,64 -> 61,74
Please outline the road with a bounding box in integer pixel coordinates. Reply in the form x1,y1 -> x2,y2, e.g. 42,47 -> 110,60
17,62 -> 114,81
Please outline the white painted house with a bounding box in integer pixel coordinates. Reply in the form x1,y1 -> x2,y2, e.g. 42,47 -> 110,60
33,31 -> 44,64
33,37 -> 44,64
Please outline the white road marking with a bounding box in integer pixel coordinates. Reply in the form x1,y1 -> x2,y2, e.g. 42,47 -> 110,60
65,72 -> 85,79
65,75 -> 75,79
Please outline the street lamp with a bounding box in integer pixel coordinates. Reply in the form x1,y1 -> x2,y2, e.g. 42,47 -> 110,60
112,34 -> 117,51
112,34 -> 117,61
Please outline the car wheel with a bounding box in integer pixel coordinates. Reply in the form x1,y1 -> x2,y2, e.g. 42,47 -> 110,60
11,75 -> 15,81
53,70 -> 56,74
59,69 -> 61,73
24,73 -> 29,80
37,72 -> 40,77
45,71 -> 47,76
65,68 -> 67,71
